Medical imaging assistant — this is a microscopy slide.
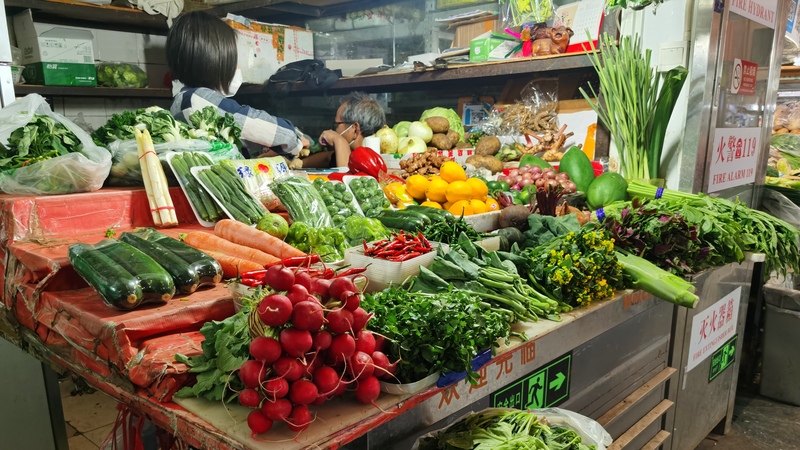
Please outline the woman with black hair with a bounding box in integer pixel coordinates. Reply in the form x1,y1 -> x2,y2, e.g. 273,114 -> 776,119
166,11 -> 308,164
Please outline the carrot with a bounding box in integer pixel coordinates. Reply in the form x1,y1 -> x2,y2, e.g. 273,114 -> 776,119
214,219 -> 305,259
205,251 -> 264,279
184,231 -> 280,267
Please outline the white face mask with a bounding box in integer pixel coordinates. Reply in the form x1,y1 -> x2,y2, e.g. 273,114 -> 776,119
224,68 -> 243,97
339,123 -> 356,146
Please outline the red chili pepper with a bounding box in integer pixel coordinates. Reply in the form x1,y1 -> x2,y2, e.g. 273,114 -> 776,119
348,147 -> 387,179
240,278 -> 263,287
282,255 -> 321,267
395,252 -> 422,262
241,270 -> 267,280
335,267 -> 368,277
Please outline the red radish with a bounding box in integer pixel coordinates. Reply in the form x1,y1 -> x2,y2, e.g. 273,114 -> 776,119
262,377 -> 289,400
348,351 -> 375,380
351,307 -> 372,331
312,366 -> 340,395
373,334 -> 386,353
286,404 -> 312,432
354,375 -> 381,405
247,410 -> 273,436
239,388 -> 262,408
327,308 -> 354,334
261,398 -> 292,422
279,328 -> 313,357
312,330 -> 332,351
355,330 -> 376,355
257,294 -> 293,326
239,360 -> 267,389
342,291 -> 361,311
289,379 -> 319,405
312,395 -> 327,406
301,353 -> 323,379
294,271 -> 313,291
328,333 -> 356,365
329,277 -> 357,302
371,351 -> 392,379
286,284 -> 310,305
273,357 -> 303,381
249,336 -> 282,364
291,301 -> 325,332
310,278 -> 332,301
331,379 -> 348,397
264,265 -> 295,291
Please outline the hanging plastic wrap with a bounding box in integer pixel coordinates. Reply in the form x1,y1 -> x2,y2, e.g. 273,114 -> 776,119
501,0 -> 556,28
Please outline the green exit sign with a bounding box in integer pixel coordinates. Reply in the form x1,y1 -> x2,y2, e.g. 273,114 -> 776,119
709,335 -> 738,382
492,352 -> 572,410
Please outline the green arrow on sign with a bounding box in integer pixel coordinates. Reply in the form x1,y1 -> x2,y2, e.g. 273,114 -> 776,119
549,372 -> 565,390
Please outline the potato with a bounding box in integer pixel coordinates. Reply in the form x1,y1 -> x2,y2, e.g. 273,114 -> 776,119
454,140 -> 471,149
466,155 -> 504,174
475,136 -> 501,156
430,133 -> 453,150
445,129 -> 460,148
425,116 -> 450,134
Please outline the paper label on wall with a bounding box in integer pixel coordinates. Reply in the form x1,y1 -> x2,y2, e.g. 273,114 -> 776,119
731,59 -> 757,95
729,0 -> 778,29
707,127 -> 761,193
687,287 -> 741,372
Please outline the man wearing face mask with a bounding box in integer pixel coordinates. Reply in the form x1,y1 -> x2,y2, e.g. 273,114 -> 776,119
166,12 -> 308,166
319,92 -> 386,168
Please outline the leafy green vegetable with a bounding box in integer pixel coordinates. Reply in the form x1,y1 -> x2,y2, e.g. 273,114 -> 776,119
0,114 -> 83,171
422,216 -> 487,244
187,106 -> 243,148
362,288 -> 511,384
523,214 -> 581,249
343,216 -> 390,246
285,221 -> 348,262
420,107 -> 465,141
92,106 -> 190,146
96,63 -> 148,88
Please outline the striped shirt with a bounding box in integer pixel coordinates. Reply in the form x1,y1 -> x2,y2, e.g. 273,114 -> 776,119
171,87 -> 303,159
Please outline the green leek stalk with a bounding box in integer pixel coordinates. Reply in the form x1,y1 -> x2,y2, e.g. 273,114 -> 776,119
646,67 -> 689,179
616,251 -> 699,308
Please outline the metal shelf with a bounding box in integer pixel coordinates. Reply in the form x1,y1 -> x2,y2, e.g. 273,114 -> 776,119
14,84 -> 173,98
239,52 -> 595,96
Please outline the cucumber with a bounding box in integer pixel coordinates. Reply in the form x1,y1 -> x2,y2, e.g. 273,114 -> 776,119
95,239 -> 176,303
119,232 -> 200,294
68,243 -> 143,310
134,228 -> 223,287
376,210 -> 430,232
404,205 -> 455,224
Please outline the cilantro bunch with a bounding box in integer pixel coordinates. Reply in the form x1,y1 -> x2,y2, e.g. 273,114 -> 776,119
362,288 -> 511,385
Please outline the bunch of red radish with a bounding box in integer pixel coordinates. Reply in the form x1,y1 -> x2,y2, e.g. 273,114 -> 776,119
240,263 -> 397,437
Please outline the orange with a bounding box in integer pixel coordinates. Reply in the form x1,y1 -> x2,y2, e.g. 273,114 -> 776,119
443,201 -> 454,210
445,180 -> 472,203
426,178 -> 449,203
421,201 -> 443,209
440,161 -> 467,183
485,198 -> 501,211
469,199 -> 488,214
466,178 -> 488,200
405,175 -> 429,201
448,200 -> 474,217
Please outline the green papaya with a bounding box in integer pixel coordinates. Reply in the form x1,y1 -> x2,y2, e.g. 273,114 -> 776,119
586,172 -> 629,209
519,154 -> 553,170
557,147 -> 596,193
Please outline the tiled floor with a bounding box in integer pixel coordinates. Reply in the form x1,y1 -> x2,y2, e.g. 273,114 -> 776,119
59,376 -> 119,450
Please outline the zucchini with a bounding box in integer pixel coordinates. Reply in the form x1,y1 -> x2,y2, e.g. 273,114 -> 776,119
96,239 -> 175,303
376,210 -> 430,232
134,228 -> 223,287
119,232 -> 200,294
68,243 -> 143,310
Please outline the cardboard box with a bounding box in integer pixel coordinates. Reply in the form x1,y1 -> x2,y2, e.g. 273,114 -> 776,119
225,14 -> 314,84
469,31 -> 517,62
13,10 -> 96,86
452,18 -> 500,48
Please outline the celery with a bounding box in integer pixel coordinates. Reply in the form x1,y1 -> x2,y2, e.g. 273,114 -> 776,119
617,251 -> 698,308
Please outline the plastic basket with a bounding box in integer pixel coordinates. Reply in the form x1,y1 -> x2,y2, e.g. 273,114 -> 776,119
380,371 -> 440,395
344,242 -> 445,293
227,282 -> 254,313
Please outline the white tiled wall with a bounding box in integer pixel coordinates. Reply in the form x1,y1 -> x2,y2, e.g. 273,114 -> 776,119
53,97 -> 172,134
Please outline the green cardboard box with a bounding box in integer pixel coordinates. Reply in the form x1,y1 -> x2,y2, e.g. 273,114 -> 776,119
22,62 -> 97,87
469,31 -> 518,63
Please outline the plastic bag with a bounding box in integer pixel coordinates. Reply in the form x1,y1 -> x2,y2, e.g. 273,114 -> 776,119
412,407 -> 612,450
96,62 -> 149,88
107,139 -> 242,186
0,94 -> 111,195
501,0 -> 555,28
270,175 -> 333,228
762,189 -> 800,230
220,156 -> 289,211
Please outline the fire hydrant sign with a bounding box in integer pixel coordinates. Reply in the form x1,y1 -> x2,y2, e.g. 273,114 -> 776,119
686,287 -> 741,373
707,127 -> 761,192
729,0 -> 778,29
731,59 -> 757,95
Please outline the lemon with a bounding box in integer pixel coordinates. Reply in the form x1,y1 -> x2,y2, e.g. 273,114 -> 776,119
426,178 -> 450,203
445,180 -> 472,203
466,178 -> 489,201
440,161 -> 467,183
